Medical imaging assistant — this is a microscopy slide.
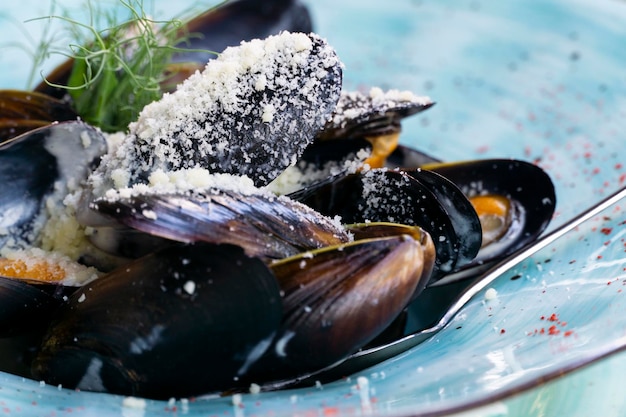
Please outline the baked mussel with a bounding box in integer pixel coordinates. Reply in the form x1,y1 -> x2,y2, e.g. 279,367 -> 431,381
292,88 -> 556,284
424,158 -> 556,283
31,243 -> 284,399
0,121 -> 107,253
290,168 -> 483,283
0,1 -> 558,399
28,178 -> 437,396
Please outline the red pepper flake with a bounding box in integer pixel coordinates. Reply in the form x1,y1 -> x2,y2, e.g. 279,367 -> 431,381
323,407 -> 340,416
529,313 -> 577,338
524,146 -> 533,156
548,325 -> 560,335
597,255 -> 603,260
601,227 -> 613,235
500,328 -> 506,334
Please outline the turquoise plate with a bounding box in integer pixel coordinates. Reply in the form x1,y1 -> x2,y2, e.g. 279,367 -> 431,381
1,0 -> 625,416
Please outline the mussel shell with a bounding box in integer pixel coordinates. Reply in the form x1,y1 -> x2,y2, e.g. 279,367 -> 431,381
0,90 -> 77,142
171,0 -> 313,66
267,137 -> 372,195
290,169 -> 481,281
346,222 -> 437,299
385,144 -> 442,168
249,233 -> 432,382
296,137 -> 372,173
0,276 -> 73,337
424,158 -> 556,282
88,189 -> 351,261
0,121 -> 107,251
405,168 -> 482,271
32,243 -> 283,399
119,32 -> 342,188
0,135 -> 56,250
317,90 -> 434,140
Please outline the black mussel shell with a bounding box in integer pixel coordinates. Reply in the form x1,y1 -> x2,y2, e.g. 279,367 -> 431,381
32,243 -> 283,399
0,90 -> 78,143
248,233 -> 434,384
290,169 -> 482,282
0,276 -> 73,337
88,189 -> 351,261
0,121 -> 107,251
385,144 -> 442,168
124,32 -> 342,188
346,222 -> 437,298
405,169 -> 482,271
268,137 -> 372,194
317,90 -> 434,140
0,275 -> 77,378
171,0 -> 312,66
296,137 -> 371,173
424,158 -> 556,283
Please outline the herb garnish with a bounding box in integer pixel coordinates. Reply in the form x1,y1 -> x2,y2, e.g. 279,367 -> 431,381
30,0 -> 219,132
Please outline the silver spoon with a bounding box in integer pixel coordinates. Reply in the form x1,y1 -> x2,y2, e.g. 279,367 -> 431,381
266,185 -> 626,389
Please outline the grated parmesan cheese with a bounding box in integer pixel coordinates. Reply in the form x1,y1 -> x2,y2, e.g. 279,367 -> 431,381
87,31 -> 342,196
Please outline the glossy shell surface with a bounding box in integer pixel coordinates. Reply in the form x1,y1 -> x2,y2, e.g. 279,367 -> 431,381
0,0 -> 625,416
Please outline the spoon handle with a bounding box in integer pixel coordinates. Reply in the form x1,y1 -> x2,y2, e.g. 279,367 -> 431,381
436,186 -> 626,328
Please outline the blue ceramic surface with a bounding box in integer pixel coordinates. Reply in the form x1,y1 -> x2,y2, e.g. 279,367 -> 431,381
0,0 -> 625,416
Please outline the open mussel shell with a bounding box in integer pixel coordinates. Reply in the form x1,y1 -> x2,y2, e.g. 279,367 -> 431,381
290,169 -> 482,282
87,189 -> 351,261
317,90 -> 434,140
120,32 -> 342,188
0,90 -> 77,142
171,0 -> 312,67
268,137 -> 372,195
405,168 -> 482,269
247,231 -> 434,385
0,121 -> 107,251
424,158 -> 556,284
32,243 -> 283,399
